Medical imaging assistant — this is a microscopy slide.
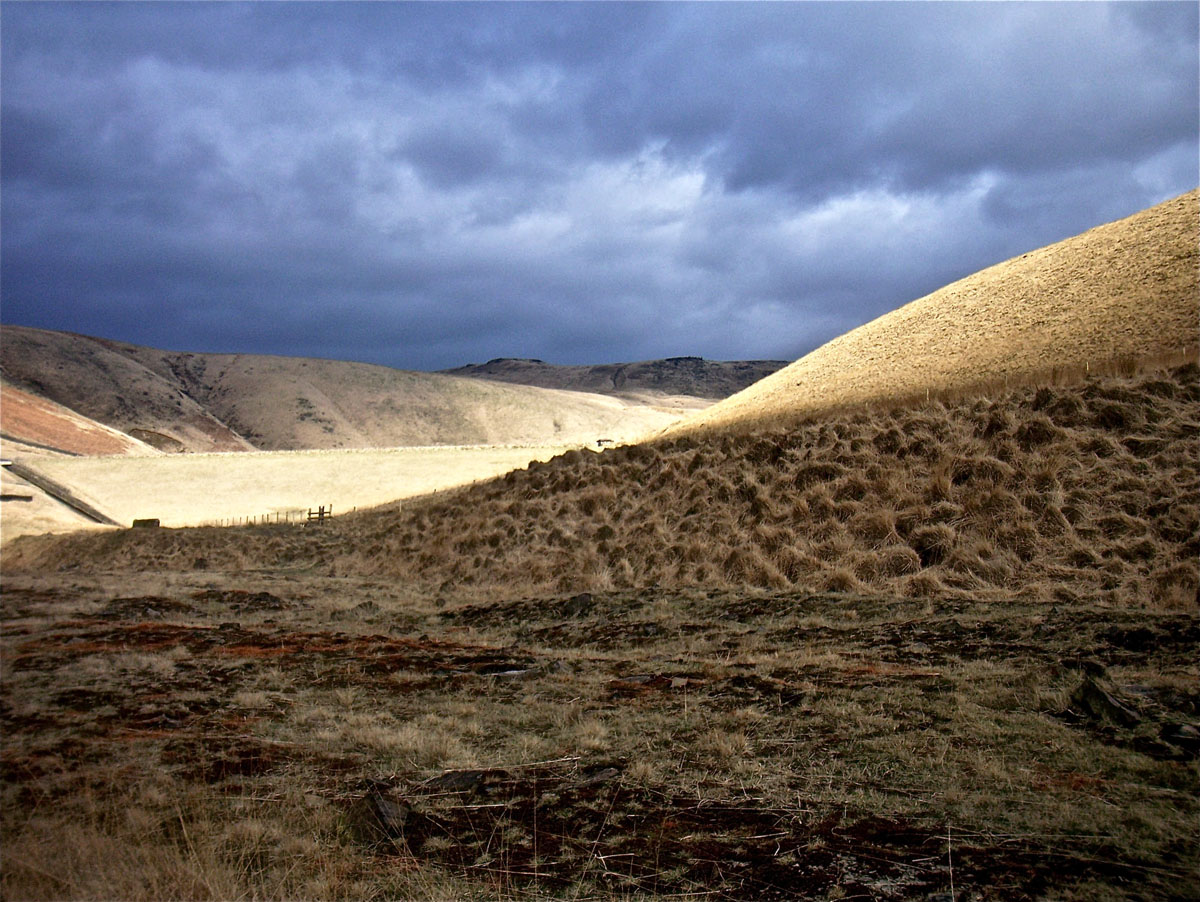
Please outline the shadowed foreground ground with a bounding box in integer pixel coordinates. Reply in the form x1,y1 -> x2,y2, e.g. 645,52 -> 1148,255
2,572 -> 1196,900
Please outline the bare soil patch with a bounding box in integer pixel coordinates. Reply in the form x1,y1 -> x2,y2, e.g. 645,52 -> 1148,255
0,382 -> 152,457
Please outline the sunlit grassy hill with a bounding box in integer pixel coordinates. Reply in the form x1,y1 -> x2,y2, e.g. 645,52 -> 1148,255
5,193 -> 1197,609
668,190 -> 1198,435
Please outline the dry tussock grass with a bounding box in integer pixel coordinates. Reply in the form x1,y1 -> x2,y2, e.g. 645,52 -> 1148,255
11,362 -> 1197,612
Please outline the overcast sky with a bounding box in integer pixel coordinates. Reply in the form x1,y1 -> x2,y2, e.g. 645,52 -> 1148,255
2,2 -> 1196,371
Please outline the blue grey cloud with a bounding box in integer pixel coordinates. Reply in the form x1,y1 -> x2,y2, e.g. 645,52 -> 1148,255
2,2 -> 1196,370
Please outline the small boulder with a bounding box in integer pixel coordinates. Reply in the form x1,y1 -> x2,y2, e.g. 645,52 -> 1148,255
1160,723 -> 1200,757
572,765 -> 622,788
352,780 -> 410,844
1071,676 -> 1141,727
561,593 -> 595,618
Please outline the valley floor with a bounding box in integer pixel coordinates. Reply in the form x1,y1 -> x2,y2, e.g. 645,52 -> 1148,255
0,443 -> 578,542
2,570 -> 1196,901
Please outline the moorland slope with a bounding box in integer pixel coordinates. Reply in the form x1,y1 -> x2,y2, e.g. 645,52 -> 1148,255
669,189 -> 1198,435
0,381 -> 156,457
10,361 -> 1197,611
9,193 -> 1195,606
0,329 -> 253,453
0,327 -> 694,452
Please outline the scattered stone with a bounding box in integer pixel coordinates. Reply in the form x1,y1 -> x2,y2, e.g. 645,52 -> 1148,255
572,766 -> 622,788
487,668 -> 533,679
1160,722 -> 1200,757
472,659 -> 537,678
561,593 -> 595,618
1071,676 -> 1141,727
332,600 -> 382,621
353,780 -> 410,844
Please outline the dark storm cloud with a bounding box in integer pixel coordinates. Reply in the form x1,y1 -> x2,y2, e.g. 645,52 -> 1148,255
2,2 -> 1196,371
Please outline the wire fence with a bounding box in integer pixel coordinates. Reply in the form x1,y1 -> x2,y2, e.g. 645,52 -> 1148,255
205,504 -> 346,527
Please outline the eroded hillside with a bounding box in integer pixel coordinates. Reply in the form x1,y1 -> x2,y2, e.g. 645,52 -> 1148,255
0,327 -> 705,453
443,356 -> 788,400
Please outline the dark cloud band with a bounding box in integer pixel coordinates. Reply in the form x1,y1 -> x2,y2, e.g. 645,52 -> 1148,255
2,2 -> 1195,369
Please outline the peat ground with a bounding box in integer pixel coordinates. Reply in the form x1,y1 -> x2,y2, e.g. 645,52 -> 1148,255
2,571 -> 1196,900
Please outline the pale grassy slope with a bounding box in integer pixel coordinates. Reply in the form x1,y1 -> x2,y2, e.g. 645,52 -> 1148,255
0,461 -> 101,544
0,382 -> 152,543
671,190 -> 1199,435
0,327 -> 254,452
0,430 -> 103,545
156,353 -> 687,450
25,444 -> 577,529
0,381 -> 157,457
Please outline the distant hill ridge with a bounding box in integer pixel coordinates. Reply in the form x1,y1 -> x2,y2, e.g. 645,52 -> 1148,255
0,328 -> 746,454
441,356 -> 788,399
669,189 -> 1199,435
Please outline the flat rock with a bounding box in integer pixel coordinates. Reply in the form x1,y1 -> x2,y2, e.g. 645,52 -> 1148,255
353,782 -> 410,843
1071,676 -> 1141,727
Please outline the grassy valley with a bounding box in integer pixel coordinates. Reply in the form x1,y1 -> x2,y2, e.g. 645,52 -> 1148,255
12,443 -> 578,533
12,362 -> 1196,609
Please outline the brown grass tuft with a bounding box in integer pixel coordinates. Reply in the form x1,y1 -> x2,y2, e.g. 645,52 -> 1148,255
909,524 -> 957,568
